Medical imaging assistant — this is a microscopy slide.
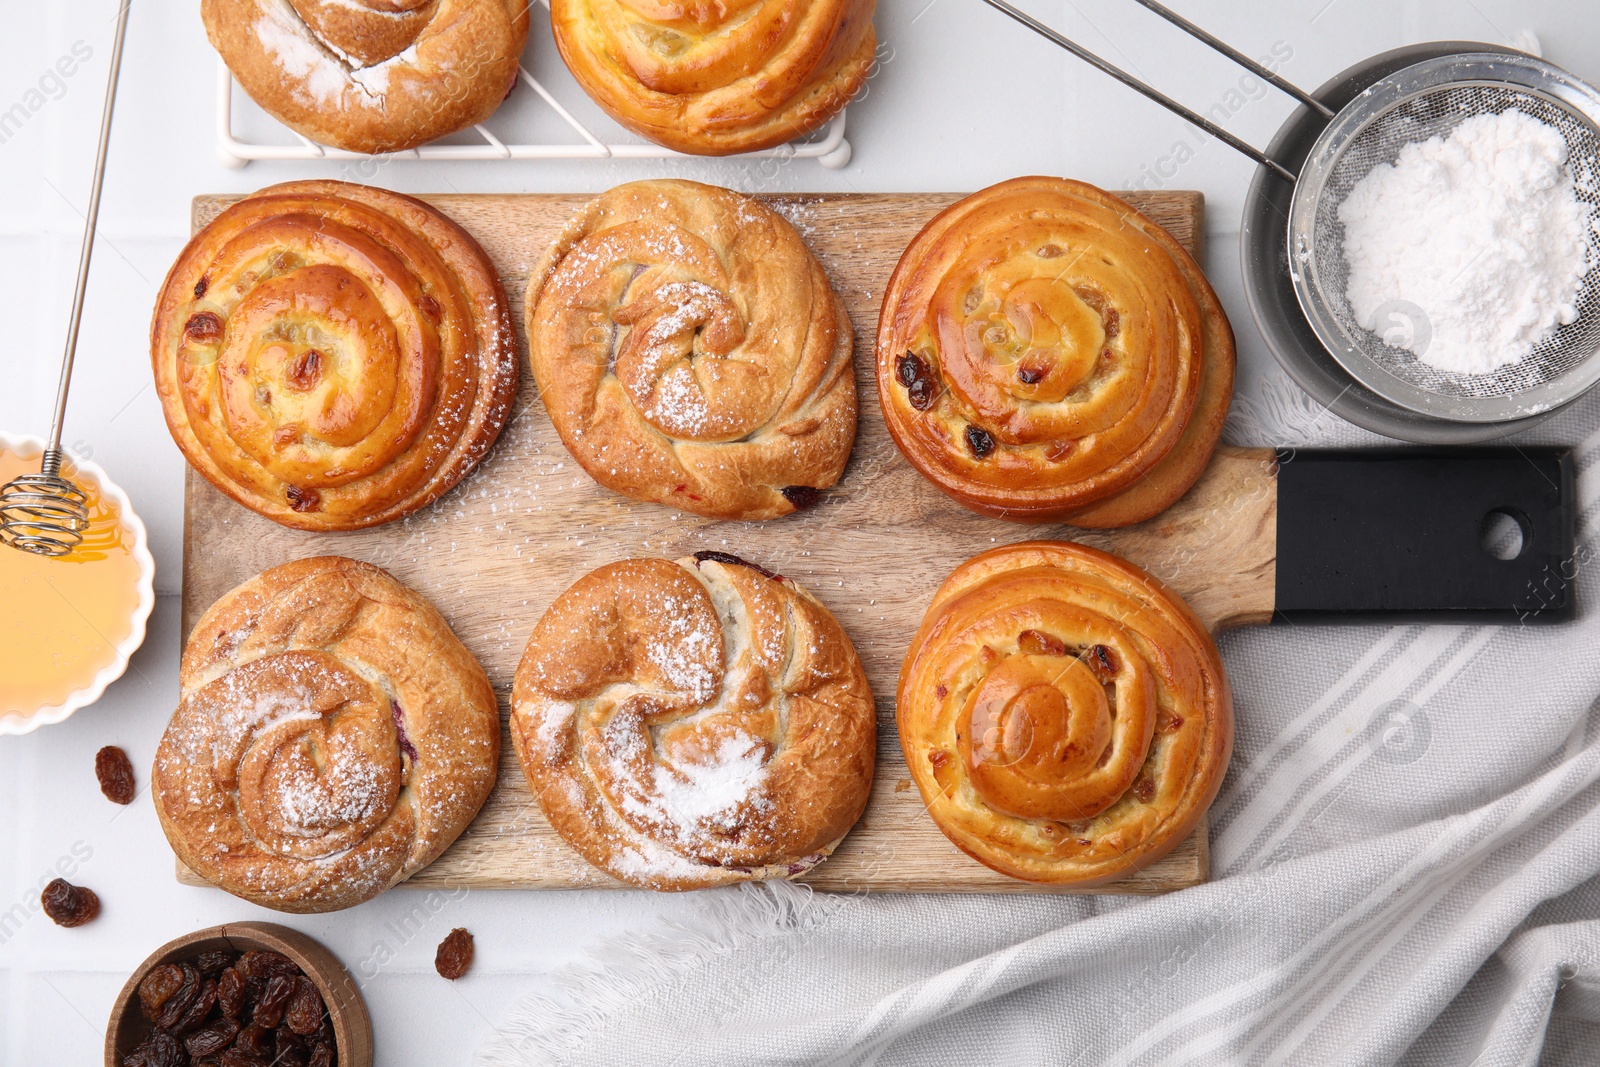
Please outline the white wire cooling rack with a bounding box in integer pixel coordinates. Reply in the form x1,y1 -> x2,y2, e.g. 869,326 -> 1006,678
219,55 -> 857,167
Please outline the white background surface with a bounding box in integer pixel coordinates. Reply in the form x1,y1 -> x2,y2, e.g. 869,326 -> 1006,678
2,2 -> 1597,1064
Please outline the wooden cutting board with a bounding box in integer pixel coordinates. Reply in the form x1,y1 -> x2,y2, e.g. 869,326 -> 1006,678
178,189 -> 1253,895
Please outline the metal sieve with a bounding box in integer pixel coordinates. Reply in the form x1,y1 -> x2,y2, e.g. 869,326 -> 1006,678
1289,53 -> 1600,422
983,0 -> 1600,425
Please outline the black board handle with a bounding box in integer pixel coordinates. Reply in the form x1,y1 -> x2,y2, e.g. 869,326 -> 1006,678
1273,448 -> 1576,625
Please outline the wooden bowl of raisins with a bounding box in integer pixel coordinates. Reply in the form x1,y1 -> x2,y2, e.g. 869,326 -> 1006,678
104,921 -> 373,1067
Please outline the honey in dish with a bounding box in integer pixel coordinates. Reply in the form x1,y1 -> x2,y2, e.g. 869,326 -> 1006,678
0,447 -> 143,719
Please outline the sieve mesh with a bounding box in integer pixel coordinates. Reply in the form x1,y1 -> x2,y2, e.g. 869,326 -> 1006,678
1291,55 -> 1600,420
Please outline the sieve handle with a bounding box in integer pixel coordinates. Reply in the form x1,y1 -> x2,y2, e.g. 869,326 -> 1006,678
1273,448 -> 1576,624
981,0 -> 1309,182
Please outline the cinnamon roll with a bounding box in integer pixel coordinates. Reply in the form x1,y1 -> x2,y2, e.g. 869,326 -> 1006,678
526,180 -> 857,521
203,0 -> 531,154
153,557 -> 501,912
511,552 -> 876,891
151,180 -> 518,531
898,542 -> 1232,885
550,0 -> 876,155
877,177 -> 1235,527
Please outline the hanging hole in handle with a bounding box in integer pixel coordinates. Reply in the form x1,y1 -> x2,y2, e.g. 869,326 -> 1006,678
1480,507 -> 1532,561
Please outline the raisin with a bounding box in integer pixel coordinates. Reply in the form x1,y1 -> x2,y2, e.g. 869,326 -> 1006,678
285,485 -> 321,513
1046,439 -> 1075,462
123,1032 -> 184,1067
781,485 -> 820,510
692,551 -> 782,582
1087,644 -> 1119,680
895,351 -> 925,387
254,973 -> 295,1028
40,878 -> 99,927
1018,629 -> 1069,657
934,684 -> 948,700
1104,308 -> 1121,340
218,966 -> 246,1018
170,976 -> 218,1035
1132,777 -> 1156,803
139,964 -> 185,1020
275,1026 -> 309,1067
928,750 -> 951,770
286,977 -> 325,1035
419,292 -> 442,321
308,1042 -> 335,1067
285,349 -> 324,391
435,927 -> 474,980
1158,710 -> 1185,733
896,351 -> 938,411
391,700 -> 420,763
95,745 -> 136,804
238,951 -> 298,980
217,1050 -> 272,1067
186,1018 -> 241,1058
155,963 -> 200,1030
965,426 -> 995,459
193,276 -> 210,298
1016,363 -> 1047,385
184,311 -> 225,345
233,1022 -> 273,1058
195,949 -> 238,976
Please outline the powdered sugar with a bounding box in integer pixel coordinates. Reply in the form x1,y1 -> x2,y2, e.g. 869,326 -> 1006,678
1338,109 -> 1596,375
253,0 -> 418,104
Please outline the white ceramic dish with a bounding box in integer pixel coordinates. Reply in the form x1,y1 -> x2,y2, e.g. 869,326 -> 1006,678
0,431 -> 156,736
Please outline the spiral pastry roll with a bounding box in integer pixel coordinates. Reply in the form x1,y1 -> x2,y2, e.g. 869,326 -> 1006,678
551,0 -> 875,156
152,180 -> 518,531
203,0 -> 531,154
877,177 -> 1235,527
526,180 -> 857,520
898,542 -> 1231,885
153,557 -> 500,912
512,553 -> 875,890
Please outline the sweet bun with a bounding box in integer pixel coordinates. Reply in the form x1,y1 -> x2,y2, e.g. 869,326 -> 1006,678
898,541 -> 1232,885
153,556 -> 501,913
877,177 -> 1234,527
511,552 -> 876,891
550,0 -> 876,155
203,0 -> 531,154
151,180 -> 518,531
526,179 -> 856,521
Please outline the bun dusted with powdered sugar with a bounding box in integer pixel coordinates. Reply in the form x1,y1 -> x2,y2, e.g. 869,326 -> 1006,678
511,552 -> 876,891
153,556 -> 500,913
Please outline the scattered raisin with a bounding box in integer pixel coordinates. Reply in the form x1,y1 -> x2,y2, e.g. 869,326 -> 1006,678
928,750 -> 951,770
139,964 -> 185,1020
1018,629 -> 1069,657
934,684 -> 948,700
895,351 -> 925,387
965,425 -> 995,459
1132,777 -> 1156,803
1046,439 -> 1076,462
193,276 -> 210,298
254,973 -> 295,1028
907,377 -> 937,410
435,927 -> 474,980
183,311 -> 224,345
781,485 -> 820,510
185,1018 -> 241,1058
692,551 -> 782,582
1103,308 -> 1121,340
1158,711 -> 1185,733
1016,363 -> 1047,385
40,878 -> 99,927
286,977 -> 325,1035
96,745 -> 136,804
285,485 -> 321,513
418,293 -> 442,321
